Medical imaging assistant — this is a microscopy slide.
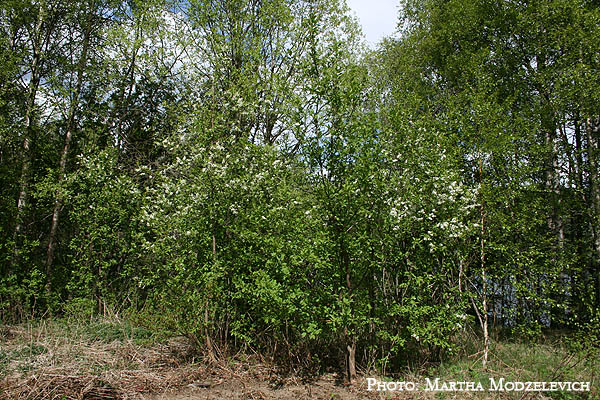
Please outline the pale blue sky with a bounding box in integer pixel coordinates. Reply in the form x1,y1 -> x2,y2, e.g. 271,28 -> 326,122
346,0 -> 400,47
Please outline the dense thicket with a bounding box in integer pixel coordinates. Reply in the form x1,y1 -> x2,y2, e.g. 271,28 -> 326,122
1,0 -> 598,380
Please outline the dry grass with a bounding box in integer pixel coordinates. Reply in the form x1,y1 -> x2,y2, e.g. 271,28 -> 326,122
0,320 -> 206,399
0,320 -> 597,400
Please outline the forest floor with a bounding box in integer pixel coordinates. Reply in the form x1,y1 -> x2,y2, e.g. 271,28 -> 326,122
0,318 -> 597,399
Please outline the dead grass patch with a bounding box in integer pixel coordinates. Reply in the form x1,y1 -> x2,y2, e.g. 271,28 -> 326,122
0,320 -> 205,399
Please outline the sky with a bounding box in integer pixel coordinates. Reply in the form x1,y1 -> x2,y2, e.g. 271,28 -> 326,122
345,0 -> 400,47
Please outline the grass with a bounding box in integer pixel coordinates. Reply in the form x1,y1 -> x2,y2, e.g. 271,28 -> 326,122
0,316 -> 597,399
64,318 -> 155,344
0,316 -> 161,377
422,329 -> 599,399
0,315 -> 204,399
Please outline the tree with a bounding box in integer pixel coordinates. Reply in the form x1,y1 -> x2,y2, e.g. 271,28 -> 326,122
385,0 -> 600,343
45,0 -> 102,293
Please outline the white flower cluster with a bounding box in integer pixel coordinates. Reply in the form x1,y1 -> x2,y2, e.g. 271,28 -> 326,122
387,156 -> 479,249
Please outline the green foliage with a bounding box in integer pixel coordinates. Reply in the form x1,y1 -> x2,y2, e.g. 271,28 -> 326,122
65,148 -> 143,307
0,0 -> 598,378
140,134 -> 330,352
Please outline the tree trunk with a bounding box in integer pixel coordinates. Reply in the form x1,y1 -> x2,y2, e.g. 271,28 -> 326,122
346,339 -> 357,383
341,239 -> 357,383
545,126 -> 564,247
109,20 -> 141,160
586,117 -> 600,260
204,232 -> 217,362
570,115 -> 585,319
481,194 -> 489,369
538,52 -> 564,248
586,117 -> 600,307
46,2 -> 94,291
11,3 -> 45,272
476,154 -> 489,369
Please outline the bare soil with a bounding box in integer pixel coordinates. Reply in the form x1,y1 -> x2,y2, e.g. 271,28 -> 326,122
143,372 -> 386,400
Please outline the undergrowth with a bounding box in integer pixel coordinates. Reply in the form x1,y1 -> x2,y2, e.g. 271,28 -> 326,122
0,315 -> 598,399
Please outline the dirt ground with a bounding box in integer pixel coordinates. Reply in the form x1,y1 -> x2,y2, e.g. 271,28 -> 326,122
143,373 -> 389,400
0,323 -> 402,400
2,361 -> 424,400
0,323 -> 561,400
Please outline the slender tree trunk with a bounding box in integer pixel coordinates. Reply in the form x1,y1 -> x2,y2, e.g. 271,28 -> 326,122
545,127 -> 564,247
538,53 -> 564,248
205,232 -> 216,361
458,259 -> 464,293
204,80 -> 217,363
12,101 -> 35,267
481,193 -> 489,369
108,20 -> 141,160
575,115 -> 585,194
11,3 -> 45,272
571,116 -> 584,318
586,117 -> 600,260
586,117 -> 600,307
477,154 -> 489,369
341,241 -> 357,383
46,3 -> 94,292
